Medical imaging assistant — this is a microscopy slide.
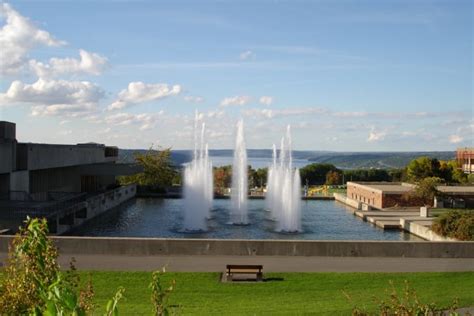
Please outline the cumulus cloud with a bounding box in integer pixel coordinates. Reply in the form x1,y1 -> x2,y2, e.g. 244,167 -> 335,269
220,95 -> 251,107
367,128 -> 387,142
29,49 -> 108,78
183,95 -> 204,103
105,111 -> 164,131
0,3 -> 66,75
239,50 -> 256,60
259,96 -> 273,106
0,78 -> 104,117
108,81 -> 181,110
449,134 -> 463,144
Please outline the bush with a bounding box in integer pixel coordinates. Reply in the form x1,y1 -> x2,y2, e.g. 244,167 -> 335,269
432,211 -> 474,241
0,217 -> 94,314
0,217 -> 177,315
345,280 -> 461,315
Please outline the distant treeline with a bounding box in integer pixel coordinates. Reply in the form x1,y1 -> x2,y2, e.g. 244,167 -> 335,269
118,148 -> 472,193
118,149 -> 455,169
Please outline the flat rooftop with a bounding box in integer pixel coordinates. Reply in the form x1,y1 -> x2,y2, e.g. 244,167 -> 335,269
348,182 -> 415,194
437,186 -> 474,194
349,182 -> 474,195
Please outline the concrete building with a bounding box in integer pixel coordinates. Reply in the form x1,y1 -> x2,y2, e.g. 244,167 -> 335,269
347,181 -> 474,210
0,121 -> 141,234
457,147 -> 474,174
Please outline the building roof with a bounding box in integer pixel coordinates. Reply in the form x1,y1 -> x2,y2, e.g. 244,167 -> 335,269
348,181 -> 474,196
437,186 -> 474,195
347,182 -> 415,194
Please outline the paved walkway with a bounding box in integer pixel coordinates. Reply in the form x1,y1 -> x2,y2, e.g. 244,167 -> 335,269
2,254 -> 471,272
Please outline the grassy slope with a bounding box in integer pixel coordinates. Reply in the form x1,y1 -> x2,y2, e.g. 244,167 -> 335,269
84,271 -> 474,315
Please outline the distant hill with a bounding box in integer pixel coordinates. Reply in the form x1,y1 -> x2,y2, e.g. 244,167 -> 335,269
119,149 -> 455,170
305,151 -> 455,169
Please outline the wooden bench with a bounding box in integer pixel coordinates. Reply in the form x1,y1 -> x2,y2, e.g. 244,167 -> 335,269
226,264 -> 263,281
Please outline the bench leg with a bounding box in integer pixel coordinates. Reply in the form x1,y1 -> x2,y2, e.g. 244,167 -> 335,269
256,272 -> 263,281
226,273 -> 233,282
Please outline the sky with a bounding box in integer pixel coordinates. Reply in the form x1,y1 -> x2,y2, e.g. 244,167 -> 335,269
0,0 -> 472,151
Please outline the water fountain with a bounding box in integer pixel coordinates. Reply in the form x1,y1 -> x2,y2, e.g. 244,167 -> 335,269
266,126 -> 302,232
230,119 -> 248,225
183,113 -> 213,231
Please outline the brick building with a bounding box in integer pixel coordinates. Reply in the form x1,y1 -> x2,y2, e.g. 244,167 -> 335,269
457,147 -> 474,174
347,181 -> 474,209
346,182 -> 417,209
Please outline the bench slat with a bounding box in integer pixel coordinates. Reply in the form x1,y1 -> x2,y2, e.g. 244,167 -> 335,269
228,269 -> 261,273
226,265 -> 263,270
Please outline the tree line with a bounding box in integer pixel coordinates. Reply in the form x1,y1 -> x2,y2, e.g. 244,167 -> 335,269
119,149 -> 474,192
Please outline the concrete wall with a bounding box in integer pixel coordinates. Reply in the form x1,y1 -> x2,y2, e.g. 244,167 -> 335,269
400,219 -> 458,242
0,236 -> 472,258
86,184 -> 136,219
0,142 -> 14,174
334,193 -> 361,209
55,184 -> 137,234
10,170 -> 29,192
26,144 -> 113,171
29,167 -> 81,193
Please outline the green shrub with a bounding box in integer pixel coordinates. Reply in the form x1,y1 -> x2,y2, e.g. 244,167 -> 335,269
345,280 -> 461,315
432,211 -> 474,241
0,217 -> 176,315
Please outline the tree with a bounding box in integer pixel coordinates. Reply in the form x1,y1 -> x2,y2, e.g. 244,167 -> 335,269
406,157 -> 441,183
213,165 -> 232,194
409,177 -> 443,206
325,170 -> 342,185
388,168 -> 406,182
119,147 -> 177,191
468,174 -> 474,184
250,167 -> 268,188
300,163 -> 339,185
343,168 -> 392,182
447,160 -> 467,184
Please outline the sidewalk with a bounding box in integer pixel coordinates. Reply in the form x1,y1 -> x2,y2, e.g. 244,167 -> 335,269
2,254 -> 470,272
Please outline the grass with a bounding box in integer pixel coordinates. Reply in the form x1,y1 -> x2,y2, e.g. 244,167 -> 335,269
430,208 -> 474,217
78,271 -> 474,315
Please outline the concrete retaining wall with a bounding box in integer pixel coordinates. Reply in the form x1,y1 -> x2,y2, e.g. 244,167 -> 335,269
0,236 -> 472,258
334,193 -> 361,209
400,219 -> 457,242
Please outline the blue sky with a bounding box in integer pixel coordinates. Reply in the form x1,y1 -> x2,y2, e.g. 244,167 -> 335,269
0,0 -> 472,151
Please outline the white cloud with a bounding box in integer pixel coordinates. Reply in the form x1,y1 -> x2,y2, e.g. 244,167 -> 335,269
259,96 -> 273,106
449,135 -> 463,144
183,95 -> 204,103
104,111 -> 164,131
239,50 -> 256,60
108,81 -> 181,110
0,3 -> 66,75
243,107 -> 327,119
367,128 -> 387,142
0,78 -> 104,117
29,49 -> 108,78
220,95 -> 251,107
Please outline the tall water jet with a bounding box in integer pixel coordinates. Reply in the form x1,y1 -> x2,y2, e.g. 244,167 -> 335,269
230,119 -> 248,224
266,126 -> 301,232
183,113 -> 213,231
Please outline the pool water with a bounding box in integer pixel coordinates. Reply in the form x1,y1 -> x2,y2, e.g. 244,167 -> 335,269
68,198 -> 421,240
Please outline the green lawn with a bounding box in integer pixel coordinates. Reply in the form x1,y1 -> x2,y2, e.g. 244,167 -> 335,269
430,208 -> 474,217
80,271 -> 474,315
